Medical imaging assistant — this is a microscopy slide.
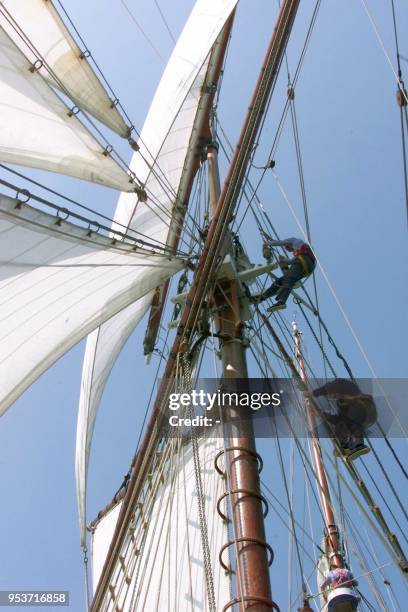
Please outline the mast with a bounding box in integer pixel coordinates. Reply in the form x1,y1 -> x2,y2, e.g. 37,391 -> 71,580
207,141 -> 273,611
91,1 -> 301,608
142,13 -> 236,360
293,321 -> 344,570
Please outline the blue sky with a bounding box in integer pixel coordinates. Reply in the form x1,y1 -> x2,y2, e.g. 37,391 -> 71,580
0,1 -> 407,610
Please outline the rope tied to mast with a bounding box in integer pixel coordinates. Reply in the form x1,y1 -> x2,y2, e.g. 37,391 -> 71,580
181,354 -> 217,612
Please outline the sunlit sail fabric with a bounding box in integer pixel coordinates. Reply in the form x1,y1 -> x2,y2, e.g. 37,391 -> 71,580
0,193 -> 182,415
75,292 -> 153,543
76,0 -> 238,546
0,26 -> 134,191
90,437 -> 231,611
0,0 -> 130,137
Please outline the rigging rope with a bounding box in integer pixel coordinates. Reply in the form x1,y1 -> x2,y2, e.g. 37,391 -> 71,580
182,354 -> 217,612
1,2 -> 210,251
389,0 -> 408,225
82,546 -> 91,612
271,168 -> 408,441
0,177 -> 187,258
154,0 -> 176,44
0,165 -> 186,254
359,0 -> 408,106
119,0 -> 166,63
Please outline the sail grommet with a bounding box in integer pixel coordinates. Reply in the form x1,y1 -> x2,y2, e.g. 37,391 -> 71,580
68,105 -> 80,117
86,220 -> 100,236
28,59 -> 43,73
219,537 -> 274,574
55,207 -> 70,226
101,144 -> 113,157
14,188 -> 31,208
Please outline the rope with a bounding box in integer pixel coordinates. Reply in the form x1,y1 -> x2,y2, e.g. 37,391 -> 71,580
231,0 -> 323,234
119,0 -> 167,63
388,0 -> 408,225
154,0 -> 176,44
295,300 -> 337,377
182,355 -> 217,612
359,0 -> 408,105
82,546 -> 91,611
0,167 -> 187,255
399,108 -> 408,225
287,92 -> 328,377
1,3 -> 207,249
272,168 -> 408,440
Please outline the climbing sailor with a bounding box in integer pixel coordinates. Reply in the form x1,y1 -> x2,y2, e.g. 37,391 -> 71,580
313,379 -> 377,460
320,564 -> 359,611
250,237 -> 316,311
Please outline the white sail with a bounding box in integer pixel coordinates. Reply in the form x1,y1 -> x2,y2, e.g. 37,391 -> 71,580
76,0 -> 238,546
0,0 -> 130,137
0,26 -> 134,191
91,502 -> 122,592
90,437 -> 231,611
75,292 -> 153,542
0,193 -> 182,415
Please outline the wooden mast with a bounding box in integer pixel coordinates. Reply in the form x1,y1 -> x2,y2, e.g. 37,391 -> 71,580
292,321 -> 344,570
142,13 -> 236,361
207,142 -> 274,611
91,2 -> 301,608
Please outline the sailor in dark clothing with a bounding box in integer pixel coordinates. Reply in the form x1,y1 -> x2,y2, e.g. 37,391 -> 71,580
313,379 -> 377,460
251,237 -> 316,311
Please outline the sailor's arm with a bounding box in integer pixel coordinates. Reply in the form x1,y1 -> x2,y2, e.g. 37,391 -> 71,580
267,237 -> 302,248
319,575 -> 331,591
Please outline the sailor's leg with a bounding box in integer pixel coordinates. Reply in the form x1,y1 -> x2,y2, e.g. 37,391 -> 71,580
252,278 -> 283,302
348,423 -> 364,449
275,260 -> 304,304
332,418 -> 351,450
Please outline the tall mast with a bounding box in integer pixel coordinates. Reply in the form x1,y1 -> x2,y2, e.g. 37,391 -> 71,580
91,1 -> 301,608
207,142 -> 273,611
142,13 -> 236,361
292,322 -> 343,569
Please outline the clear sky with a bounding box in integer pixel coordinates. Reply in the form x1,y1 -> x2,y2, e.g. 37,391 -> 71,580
0,1 -> 407,610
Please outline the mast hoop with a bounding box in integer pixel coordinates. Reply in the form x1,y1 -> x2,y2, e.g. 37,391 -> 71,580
214,446 -> 263,476
14,188 -> 31,206
222,595 -> 280,611
217,488 -> 269,522
219,536 -> 274,574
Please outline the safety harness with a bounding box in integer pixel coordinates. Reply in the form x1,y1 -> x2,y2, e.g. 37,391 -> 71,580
294,243 -> 316,276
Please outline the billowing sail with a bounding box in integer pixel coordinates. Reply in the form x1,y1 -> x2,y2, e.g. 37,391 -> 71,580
90,437 -> 231,611
0,0 -> 130,137
0,26 -> 134,191
76,293 -> 153,541
0,193 -> 182,414
76,0 -> 238,545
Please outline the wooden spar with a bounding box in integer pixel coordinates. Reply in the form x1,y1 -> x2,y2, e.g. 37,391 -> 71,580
142,13 -> 236,359
260,313 -> 344,569
292,321 -> 344,569
207,143 -> 273,612
91,2 -> 301,608
264,316 -> 408,577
